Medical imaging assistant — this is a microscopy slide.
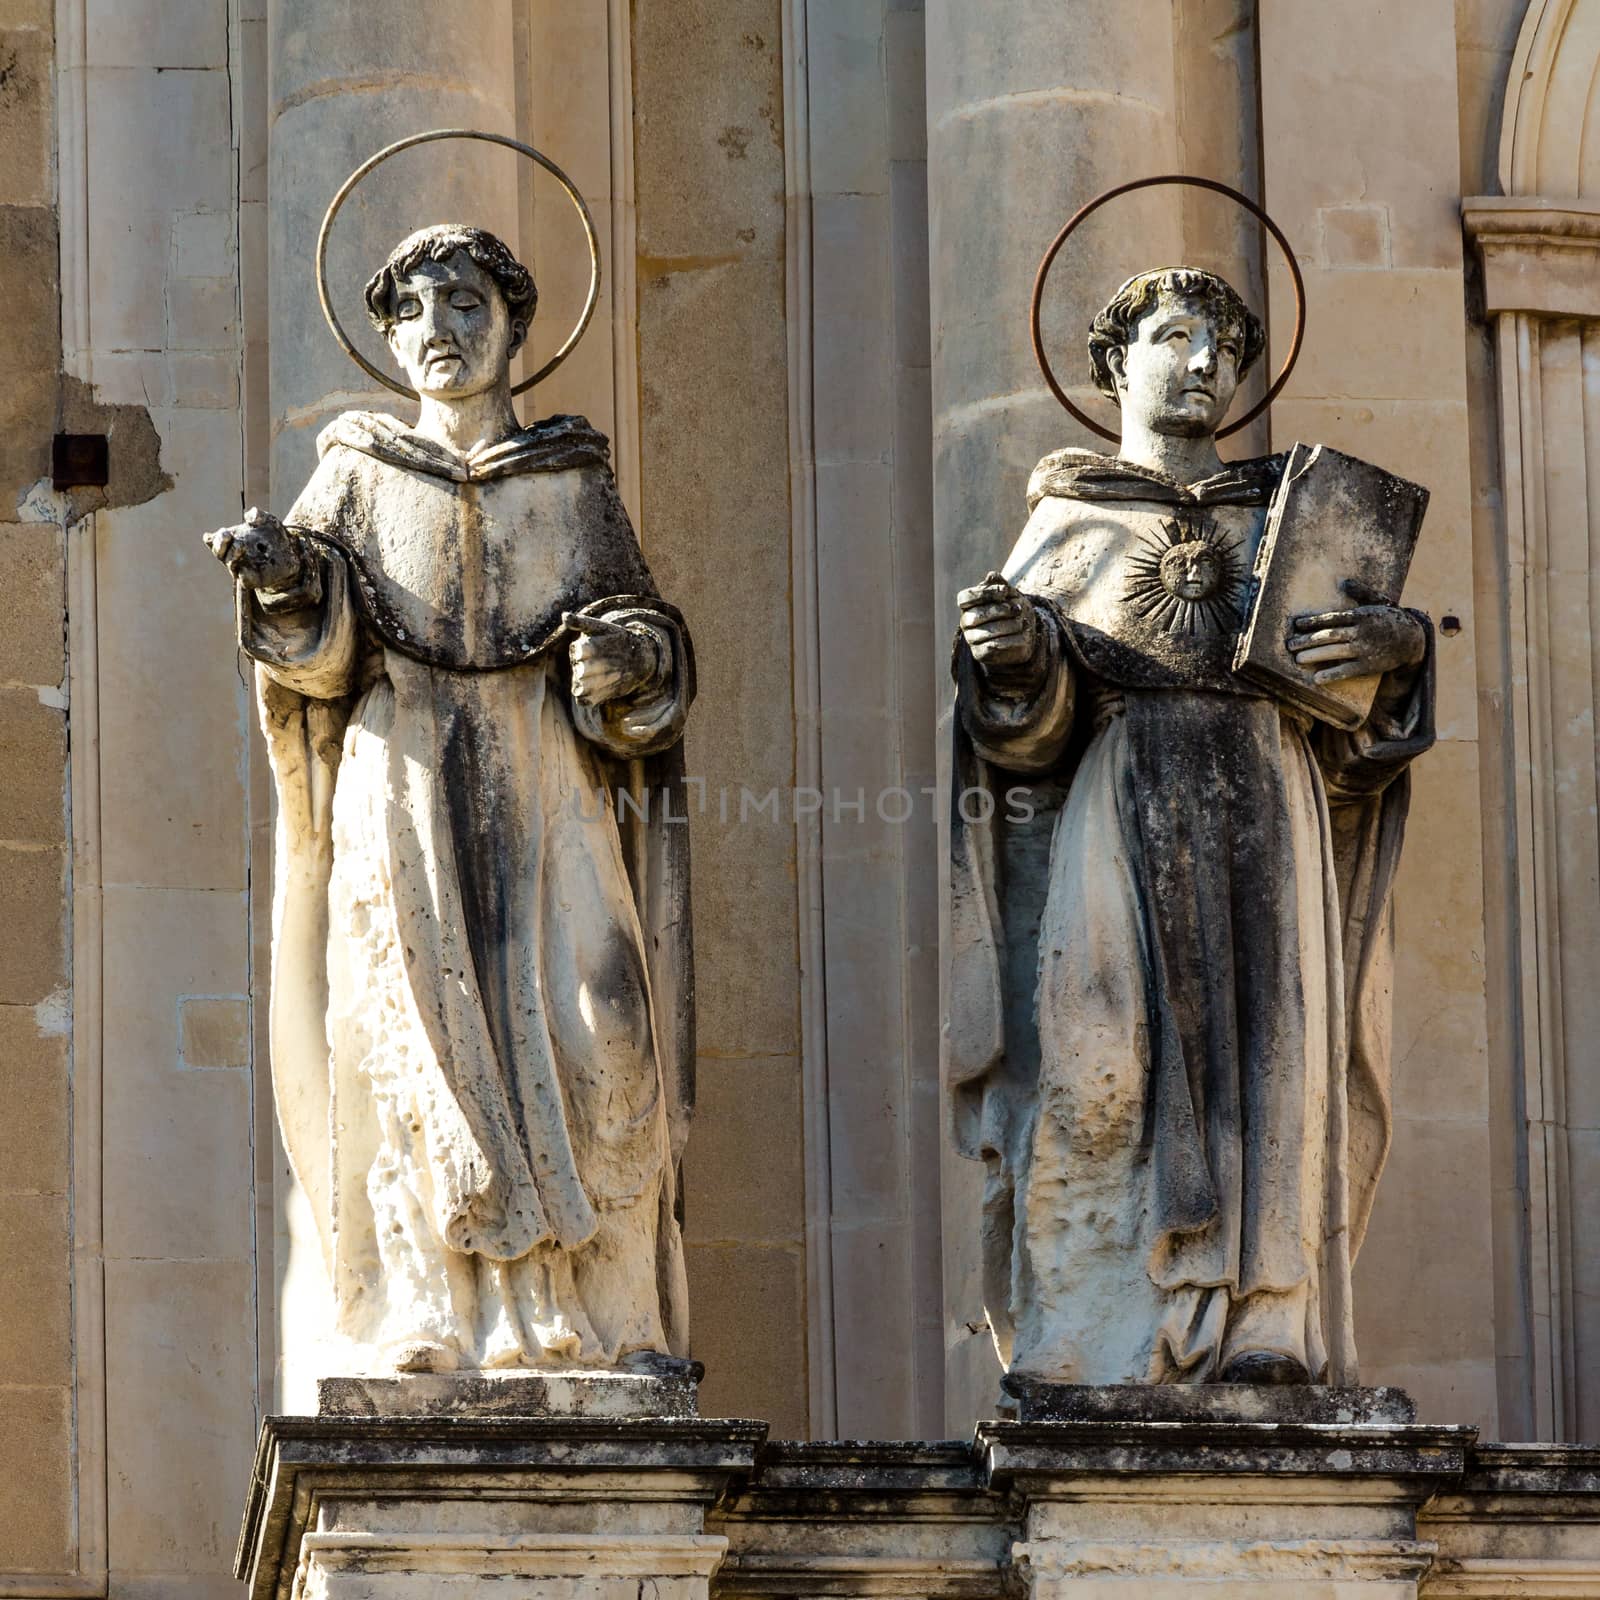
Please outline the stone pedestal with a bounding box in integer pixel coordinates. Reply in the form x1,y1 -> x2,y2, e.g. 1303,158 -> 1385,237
237,1379 -> 1600,1596
235,1375 -> 764,1600
977,1388 -> 1471,1600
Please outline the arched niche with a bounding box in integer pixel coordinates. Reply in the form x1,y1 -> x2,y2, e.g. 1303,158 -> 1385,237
1501,0 -> 1600,198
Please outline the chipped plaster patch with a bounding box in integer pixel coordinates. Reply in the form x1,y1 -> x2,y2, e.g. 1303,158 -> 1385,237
15,474 -> 69,523
33,985 -> 69,1035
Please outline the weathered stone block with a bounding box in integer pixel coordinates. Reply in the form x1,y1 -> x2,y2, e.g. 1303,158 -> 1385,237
177,995 -> 249,1069
685,1241 -> 807,1437
0,1384 -> 72,1572
0,206 -> 58,500
0,687 -> 64,845
0,29 -> 52,207
632,0 -> 783,261
1323,203 -> 1393,267
984,1416 -> 1468,1598
0,1191 -> 70,1383
681,1058 -> 805,1245
0,1003 -> 67,1196
104,1258 -> 256,1575
83,65 -> 230,351
237,1414 -> 764,1600
317,1367 -> 704,1421
0,524 -> 63,687
1002,1378 -> 1417,1425
0,843 -> 64,1004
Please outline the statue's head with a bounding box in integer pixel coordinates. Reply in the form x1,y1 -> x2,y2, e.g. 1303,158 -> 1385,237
364,224 -> 537,400
1087,268 -> 1266,440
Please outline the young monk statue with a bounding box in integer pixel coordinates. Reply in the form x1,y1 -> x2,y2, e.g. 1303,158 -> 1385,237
947,268 -> 1433,1388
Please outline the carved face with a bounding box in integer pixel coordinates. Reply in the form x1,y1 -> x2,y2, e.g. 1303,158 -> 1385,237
1159,540 -> 1223,602
1107,295 -> 1242,439
384,250 -> 526,399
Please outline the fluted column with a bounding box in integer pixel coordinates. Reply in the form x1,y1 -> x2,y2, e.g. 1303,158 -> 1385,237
265,0 -> 519,1407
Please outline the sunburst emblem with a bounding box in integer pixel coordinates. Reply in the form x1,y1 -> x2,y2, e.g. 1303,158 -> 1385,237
1122,514 -> 1245,637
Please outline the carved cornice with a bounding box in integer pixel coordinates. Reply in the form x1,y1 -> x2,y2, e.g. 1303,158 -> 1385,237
1463,196 -> 1600,318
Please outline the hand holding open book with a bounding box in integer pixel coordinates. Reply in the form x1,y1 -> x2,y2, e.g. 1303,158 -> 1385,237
1233,443 -> 1430,729
1286,577 -> 1428,686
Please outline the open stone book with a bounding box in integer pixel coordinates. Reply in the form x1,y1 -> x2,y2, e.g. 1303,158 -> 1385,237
1234,442 -> 1430,729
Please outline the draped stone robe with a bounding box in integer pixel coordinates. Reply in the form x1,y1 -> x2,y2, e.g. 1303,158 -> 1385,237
946,449 -> 1434,1386
242,411 -> 695,1372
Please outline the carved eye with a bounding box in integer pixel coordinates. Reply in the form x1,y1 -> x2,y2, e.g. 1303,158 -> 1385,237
450,292 -> 483,313
395,297 -> 422,320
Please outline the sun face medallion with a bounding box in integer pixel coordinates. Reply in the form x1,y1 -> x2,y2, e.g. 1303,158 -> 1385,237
1122,514 -> 1245,637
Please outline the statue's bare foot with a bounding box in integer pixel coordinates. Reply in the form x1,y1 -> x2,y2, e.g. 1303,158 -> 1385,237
388,1339 -> 461,1375
1219,1349 -> 1311,1385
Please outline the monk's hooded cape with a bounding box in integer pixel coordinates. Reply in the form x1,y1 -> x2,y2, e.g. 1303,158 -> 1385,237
242,411 -> 695,1362
945,448 -> 1434,1383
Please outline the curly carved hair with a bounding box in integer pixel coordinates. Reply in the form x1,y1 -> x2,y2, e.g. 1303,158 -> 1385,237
363,224 -> 538,332
1087,268 -> 1265,404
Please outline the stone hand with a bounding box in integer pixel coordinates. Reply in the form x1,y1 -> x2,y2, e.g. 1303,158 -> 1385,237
1287,579 -> 1427,685
203,506 -> 303,592
566,612 -> 662,707
959,571 -> 1043,687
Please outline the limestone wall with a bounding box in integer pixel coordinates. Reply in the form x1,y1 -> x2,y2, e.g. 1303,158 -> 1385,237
0,3 -> 74,1585
0,1 -> 263,1594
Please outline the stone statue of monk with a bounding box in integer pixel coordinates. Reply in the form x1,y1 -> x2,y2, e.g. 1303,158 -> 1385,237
204,225 -> 694,1376
946,268 -> 1434,1388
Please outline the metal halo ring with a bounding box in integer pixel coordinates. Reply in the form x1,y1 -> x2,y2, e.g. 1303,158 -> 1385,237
1029,174 -> 1306,444
315,127 -> 602,401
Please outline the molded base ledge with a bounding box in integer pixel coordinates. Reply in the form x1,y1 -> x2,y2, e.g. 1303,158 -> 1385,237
238,1412 -> 1600,1598
295,1532 -> 729,1598
981,1417 -> 1470,1598
235,1413 -> 765,1600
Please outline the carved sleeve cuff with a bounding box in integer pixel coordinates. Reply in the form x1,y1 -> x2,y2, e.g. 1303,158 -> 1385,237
1317,610 -> 1437,800
956,604 -> 1076,774
239,546 -> 360,702
570,607 -> 694,759
252,540 -> 323,615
